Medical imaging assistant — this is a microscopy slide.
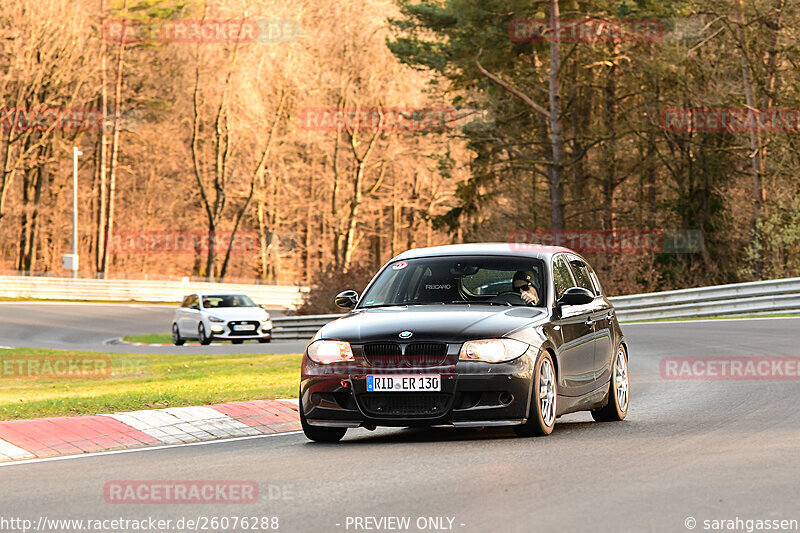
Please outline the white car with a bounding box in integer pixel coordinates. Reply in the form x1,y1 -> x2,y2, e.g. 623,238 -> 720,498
172,293 -> 273,345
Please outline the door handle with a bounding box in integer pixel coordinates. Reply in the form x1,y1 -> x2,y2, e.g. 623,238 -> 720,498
585,318 -> 594,327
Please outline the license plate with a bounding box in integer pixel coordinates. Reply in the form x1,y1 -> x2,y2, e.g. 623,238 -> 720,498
366,375 -> 441,392
233,324 -> 255,331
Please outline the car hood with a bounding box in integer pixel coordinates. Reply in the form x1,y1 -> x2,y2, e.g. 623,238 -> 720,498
202,307 -> 268,320
316,305 -> 547,344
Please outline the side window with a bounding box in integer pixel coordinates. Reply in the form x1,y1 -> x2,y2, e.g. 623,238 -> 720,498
180,296 -> 191,308
552,255 -> 575,300
568,258 -> 596,294
188,295 -> 199,308
587,266 -> 604,296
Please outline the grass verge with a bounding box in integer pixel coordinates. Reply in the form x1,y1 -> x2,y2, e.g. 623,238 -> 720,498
0,347 -> 301,420
123,333 -> 173,344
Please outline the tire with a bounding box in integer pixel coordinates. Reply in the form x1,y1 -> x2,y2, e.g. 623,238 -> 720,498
514,350 -> 557,437
231,339 -> 244,345
172,323 -> 185,346
299,391 -> 347,443
591,344 -> 629,422
198,323 -> 212,346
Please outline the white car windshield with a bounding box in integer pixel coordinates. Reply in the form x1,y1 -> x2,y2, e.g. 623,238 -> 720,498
201,295 -> 256,308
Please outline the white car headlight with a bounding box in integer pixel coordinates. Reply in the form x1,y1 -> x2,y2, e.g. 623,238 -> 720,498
307,340 -> 354,364
208,316 -> 225,323
459,338 -> 529,363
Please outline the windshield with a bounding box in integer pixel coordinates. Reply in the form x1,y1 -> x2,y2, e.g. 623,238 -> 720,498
201,294 -> 256,308
358,256 -> 546,307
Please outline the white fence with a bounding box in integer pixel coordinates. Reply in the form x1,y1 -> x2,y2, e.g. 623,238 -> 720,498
0,275 -> 307,308
269,277 -> 800,339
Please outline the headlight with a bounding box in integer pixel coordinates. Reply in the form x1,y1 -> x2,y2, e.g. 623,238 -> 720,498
208,316 -> 225,323
307,340 -> 354,364
459,338 -> 529,363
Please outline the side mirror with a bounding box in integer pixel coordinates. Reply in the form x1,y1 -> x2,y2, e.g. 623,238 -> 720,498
556,287 -> 594,307
334,290 -> 359,309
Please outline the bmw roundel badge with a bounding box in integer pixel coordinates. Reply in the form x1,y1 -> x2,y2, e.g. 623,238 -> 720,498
399,330 -> 413,339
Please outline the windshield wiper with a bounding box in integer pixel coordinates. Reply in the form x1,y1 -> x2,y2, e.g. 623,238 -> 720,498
450,300 -> 510,307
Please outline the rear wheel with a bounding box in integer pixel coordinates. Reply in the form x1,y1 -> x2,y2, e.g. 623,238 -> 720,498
514,350 -> 557,437
172,323 -> 185,346
299,391 -> 347,442
592,344 -> 629,422
198,323 -> 212,346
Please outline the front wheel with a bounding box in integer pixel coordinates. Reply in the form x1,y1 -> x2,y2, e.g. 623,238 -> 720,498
591,344 -> 629,422
172,323 -> 185,346
514,350 -> 557,437
198,323 -> 212,346
299,391 -> 347,443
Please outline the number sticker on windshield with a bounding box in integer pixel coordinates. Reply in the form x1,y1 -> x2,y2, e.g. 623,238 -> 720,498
391,261 -> 408,270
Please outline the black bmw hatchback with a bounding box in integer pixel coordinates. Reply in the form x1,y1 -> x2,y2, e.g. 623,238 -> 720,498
299,243 -> 629,442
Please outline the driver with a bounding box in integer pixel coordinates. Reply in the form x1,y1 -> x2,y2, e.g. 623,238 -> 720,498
512,271 -> 540,305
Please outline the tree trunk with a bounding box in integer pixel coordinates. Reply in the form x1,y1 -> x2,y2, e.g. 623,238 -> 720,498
95,0 -> 108,274
100,0 -> 127,276
602,46 -> 618,231
547,0 -> 565,230
734,0 -> 764,279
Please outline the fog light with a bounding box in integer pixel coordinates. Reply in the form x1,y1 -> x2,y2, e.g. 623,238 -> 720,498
211,326 -> 224,333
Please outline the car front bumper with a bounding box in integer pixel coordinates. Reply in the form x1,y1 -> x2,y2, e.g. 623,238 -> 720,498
300,353 -> 535,428
207,321 -> 272,340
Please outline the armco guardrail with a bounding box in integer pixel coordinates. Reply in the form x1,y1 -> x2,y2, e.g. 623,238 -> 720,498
0,275 -> 307,308
610,277 -> 800,321
270,277 -> 800,339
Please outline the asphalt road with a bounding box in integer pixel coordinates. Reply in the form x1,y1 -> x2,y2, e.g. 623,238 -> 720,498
1,316 -> 799,532
0,302 -> 307,354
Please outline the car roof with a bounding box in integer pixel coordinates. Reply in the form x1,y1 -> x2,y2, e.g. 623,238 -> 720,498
393,242 -> 574,261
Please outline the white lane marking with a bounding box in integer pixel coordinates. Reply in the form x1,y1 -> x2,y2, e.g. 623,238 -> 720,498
103,410 -> 201,444
0,438 -> 34,460
277,398 -> 299,406
103,406 -> 262,444
163,406 -> 259,438
0,431 -> 303,467
622,316 -> 800,326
